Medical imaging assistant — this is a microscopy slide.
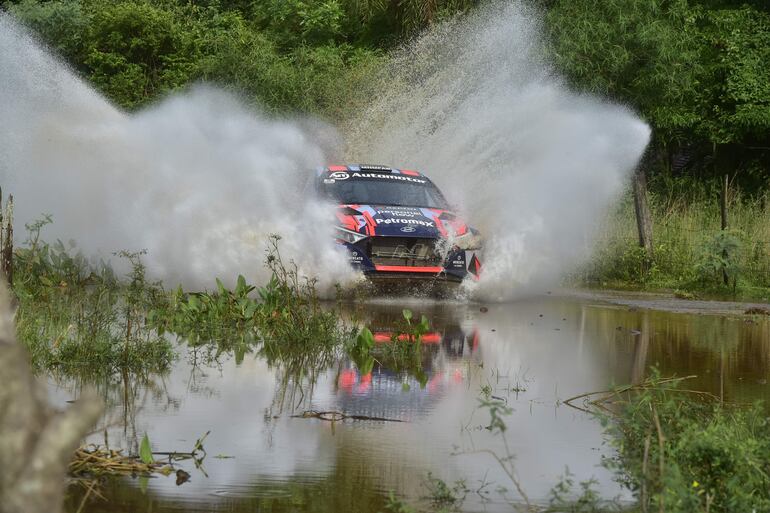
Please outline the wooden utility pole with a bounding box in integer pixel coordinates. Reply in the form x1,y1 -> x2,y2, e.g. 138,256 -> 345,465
632,167 -> 654,262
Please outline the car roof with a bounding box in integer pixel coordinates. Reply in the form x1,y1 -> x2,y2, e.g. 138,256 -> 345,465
316,164 -> 426,179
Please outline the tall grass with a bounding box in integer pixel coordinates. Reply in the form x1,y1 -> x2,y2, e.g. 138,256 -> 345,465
580,185 -> 770,297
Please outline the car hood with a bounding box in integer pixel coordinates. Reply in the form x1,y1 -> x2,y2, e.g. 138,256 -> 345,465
335,204 -> 469,238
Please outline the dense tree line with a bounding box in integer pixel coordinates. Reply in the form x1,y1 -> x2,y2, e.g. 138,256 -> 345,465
545,0 -> 770,191
3,0 -> 768,189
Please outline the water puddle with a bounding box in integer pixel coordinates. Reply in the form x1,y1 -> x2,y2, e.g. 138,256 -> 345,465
55,295 -> 770,512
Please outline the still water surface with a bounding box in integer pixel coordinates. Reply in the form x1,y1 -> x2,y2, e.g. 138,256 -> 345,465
54,295 -> 770,512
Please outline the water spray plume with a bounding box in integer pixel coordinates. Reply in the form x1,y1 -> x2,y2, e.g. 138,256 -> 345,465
1,2 -> 649,299
346,1 -> 651,300
0,12 -> 355,292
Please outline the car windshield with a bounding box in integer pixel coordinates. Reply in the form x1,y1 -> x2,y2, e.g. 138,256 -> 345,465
318,176 -> 449,209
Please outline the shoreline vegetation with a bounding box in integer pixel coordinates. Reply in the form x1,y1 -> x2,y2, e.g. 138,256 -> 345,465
3,214 -> 767,512
576,182 -> 770,301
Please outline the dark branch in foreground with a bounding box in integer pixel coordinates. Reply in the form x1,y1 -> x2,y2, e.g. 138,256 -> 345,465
0,280 -> 103,513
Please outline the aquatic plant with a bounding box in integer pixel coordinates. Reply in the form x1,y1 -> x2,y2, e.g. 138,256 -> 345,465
602,372 -> 770,513
13,218 -> 173,376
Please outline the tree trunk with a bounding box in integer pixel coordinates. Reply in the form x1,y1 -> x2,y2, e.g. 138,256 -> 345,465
632,167 -> 654,262
0,281 -> 103,513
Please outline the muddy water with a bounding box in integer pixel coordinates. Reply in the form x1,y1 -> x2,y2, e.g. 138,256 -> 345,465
54,295 -> 770,512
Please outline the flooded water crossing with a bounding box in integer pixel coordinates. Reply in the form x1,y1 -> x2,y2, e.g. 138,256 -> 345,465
53,294 -> 770,512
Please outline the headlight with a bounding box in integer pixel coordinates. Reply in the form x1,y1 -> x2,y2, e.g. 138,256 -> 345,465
452,230 -> 482,250
335,226 -> 368,244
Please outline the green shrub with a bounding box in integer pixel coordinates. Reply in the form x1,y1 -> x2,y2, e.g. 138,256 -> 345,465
605,373 -> 770,512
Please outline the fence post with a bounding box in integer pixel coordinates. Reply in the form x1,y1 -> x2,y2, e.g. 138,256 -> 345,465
0,193 -> 12,287
633,167 -> 654,265
721,174 -> 729,286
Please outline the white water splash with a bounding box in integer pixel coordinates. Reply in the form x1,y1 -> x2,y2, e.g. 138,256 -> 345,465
0,12 -> 357,292
2,2 -> 649,300
346,2 -> 650,300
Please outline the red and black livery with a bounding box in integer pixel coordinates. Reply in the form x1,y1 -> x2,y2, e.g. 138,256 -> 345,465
314,164 -> 482,284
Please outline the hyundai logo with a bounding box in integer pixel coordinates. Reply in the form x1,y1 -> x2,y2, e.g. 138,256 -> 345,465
400,226 -> 416,233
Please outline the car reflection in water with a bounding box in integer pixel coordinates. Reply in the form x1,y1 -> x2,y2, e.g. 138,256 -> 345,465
333,303 -> 481,421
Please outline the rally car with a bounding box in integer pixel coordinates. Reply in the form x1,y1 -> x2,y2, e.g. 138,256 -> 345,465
313,164 -> 482,284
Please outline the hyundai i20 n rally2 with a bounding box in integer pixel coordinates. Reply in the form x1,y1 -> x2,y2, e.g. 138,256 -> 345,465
313,164 -> 482,286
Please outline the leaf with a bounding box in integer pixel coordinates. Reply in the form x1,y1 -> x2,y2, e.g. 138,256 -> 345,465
139,433 -> 153,464
402,309 -> 413,322
216,277 -> 227,296
357,327 -> 374,351
236,274 -> 247,295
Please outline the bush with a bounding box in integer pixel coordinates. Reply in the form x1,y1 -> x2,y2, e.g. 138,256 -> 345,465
605,373 -> 770,512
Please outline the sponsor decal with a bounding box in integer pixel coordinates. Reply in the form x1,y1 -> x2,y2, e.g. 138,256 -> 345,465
375,218 -> 435,227
329,171 -> 349,180
376,207 -> 420,217
349,172 -> 426,184
359,164 -> 391,171
323,178 -> 335,184
400,226 -> 416,233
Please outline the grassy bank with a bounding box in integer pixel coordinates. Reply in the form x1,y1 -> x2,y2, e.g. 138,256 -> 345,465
578,184 -> 770,300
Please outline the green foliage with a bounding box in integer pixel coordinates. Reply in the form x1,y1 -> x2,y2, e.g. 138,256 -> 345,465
578,183 -> 770,298
348,326 -> 375,374
423,472 -> 467,509
12,222 -> 351,377
604,372 -> 770,512
252,0 -> 345,47
13,218 -> 174,376
149,274 -> 260,346
546,0 -> 770,185
7,0 -> 88,64
694,229 -> 741,284
384,491 -> 417,513
4,0 -> 404,116
84,1 -> 196,107
149,234 -> 347,357
139,433 -> 153,464
257,235 -> 344,346
547,470 -> 604,513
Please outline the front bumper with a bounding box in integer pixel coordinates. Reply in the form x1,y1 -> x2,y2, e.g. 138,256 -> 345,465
337,239 -> 482,282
